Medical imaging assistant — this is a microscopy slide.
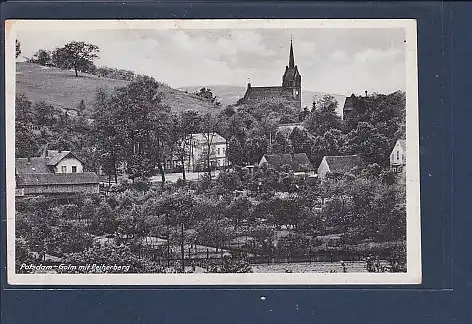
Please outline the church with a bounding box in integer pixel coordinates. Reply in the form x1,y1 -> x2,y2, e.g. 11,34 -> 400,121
239,40 -> 302,109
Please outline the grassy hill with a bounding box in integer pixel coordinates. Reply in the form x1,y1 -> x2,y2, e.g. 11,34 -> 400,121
16,62 -> 218,114
179,85 -> 348,110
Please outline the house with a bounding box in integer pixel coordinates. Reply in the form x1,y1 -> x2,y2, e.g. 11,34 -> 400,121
239,40 -> 301,110
185,132 -> 228,172
15,149 -> 99,196
390,139 -> 406,172
317,155 -> 363,181
259,153 -> 315,176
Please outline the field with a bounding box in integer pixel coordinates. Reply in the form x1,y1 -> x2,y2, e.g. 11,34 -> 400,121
16,62 -> 220,114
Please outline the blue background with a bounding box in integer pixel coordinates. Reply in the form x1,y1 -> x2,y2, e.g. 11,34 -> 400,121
1,1 -> 470,323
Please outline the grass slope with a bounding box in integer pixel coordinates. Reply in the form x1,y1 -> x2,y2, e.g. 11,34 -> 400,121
16,62 -> 218,114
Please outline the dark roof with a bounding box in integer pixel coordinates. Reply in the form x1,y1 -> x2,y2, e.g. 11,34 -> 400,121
17,172 -> 100,186
277,124 -> 315,141
246,86 -> 285,98
324,155 -> 362,174
16,158 -> 52,175
283,66 -> 299,80
46,151 -> 83,166
343,96 -> 356,111
261,153 -> 314,172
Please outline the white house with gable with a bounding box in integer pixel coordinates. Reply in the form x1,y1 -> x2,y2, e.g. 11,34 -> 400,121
186,132 -> 228,172
390,139 -> 406,172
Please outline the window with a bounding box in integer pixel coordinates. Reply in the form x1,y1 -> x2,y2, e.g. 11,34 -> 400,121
71,166 -> 77,173
223,148 -> 226,155
217,148 -> 221,155
61,166 -> 67,173
396,151 -> 399,160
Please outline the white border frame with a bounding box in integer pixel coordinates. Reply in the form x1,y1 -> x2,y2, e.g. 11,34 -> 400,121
5,19 -> 421,285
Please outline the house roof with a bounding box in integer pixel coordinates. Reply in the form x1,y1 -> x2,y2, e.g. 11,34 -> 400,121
45,150 -> 84,166
277,123 -> 316,141
323,155 -> 363,174
189,132 -> 226,144
261,153 -> 314,172
16,172 -> 100,186
16,157 -> 52,175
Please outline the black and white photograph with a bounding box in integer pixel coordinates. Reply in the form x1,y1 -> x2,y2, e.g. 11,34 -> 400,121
6,19 -> 421,285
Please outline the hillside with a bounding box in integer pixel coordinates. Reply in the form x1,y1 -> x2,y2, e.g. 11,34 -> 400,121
16,62 -> 218,114
179,85 -> 348,110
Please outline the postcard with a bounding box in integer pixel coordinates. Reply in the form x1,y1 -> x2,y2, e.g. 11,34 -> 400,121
5,19 -> 420,285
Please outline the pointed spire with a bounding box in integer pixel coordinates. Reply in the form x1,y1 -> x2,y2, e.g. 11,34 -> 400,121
289,38 -> 295,68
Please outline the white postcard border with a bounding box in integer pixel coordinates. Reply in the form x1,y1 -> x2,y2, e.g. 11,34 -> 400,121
5,19 -> 421,285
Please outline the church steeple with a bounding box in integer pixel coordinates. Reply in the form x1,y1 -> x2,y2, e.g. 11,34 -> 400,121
289,39 -> 295,68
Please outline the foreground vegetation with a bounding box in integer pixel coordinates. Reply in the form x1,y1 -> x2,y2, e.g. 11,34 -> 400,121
16,164 -> 406,274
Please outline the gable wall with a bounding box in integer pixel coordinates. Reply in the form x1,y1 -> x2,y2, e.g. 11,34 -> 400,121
54,157 -> 84,173
390,142 -> 405,166
317,158 -> 331,180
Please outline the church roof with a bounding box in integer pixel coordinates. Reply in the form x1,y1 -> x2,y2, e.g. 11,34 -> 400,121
283,66 -> 300,80
289,40 -> 295,68
245,86 -> 285,99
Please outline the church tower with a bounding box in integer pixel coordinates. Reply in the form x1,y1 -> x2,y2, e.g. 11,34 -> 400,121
282,39 -> 302,104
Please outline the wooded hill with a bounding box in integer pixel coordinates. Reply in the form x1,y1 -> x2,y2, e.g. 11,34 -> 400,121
16,62 -> 220,115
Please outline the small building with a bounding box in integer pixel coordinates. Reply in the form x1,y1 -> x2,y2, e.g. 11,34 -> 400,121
390,139 -> 406,172
15,149 -> 99,196
186,132 -> 228,172
162,132 -> 228,173
317,155 -> 363,181
259,153 -> 314,176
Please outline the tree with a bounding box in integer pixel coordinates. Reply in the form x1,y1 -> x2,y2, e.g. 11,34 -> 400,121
200,113 -> 220,177
195,87 -> 220,106
304,94 -> 342,137
15,94 -> 40,158
227,136 -> 244,166
98,76 -> 171,183
271,132 -> 293,154
168,110 -> 202,181
344,122 -> 390,167
289,126 -> 313,155
92,88 -> 122,184
28,49 -> 52,66
245,133 -> 268,164
77,99 -> 86,116
52,41 -> 100,77
16,40 -> 21,58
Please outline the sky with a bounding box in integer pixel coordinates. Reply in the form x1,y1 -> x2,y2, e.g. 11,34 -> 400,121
17,27 -> 406,95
